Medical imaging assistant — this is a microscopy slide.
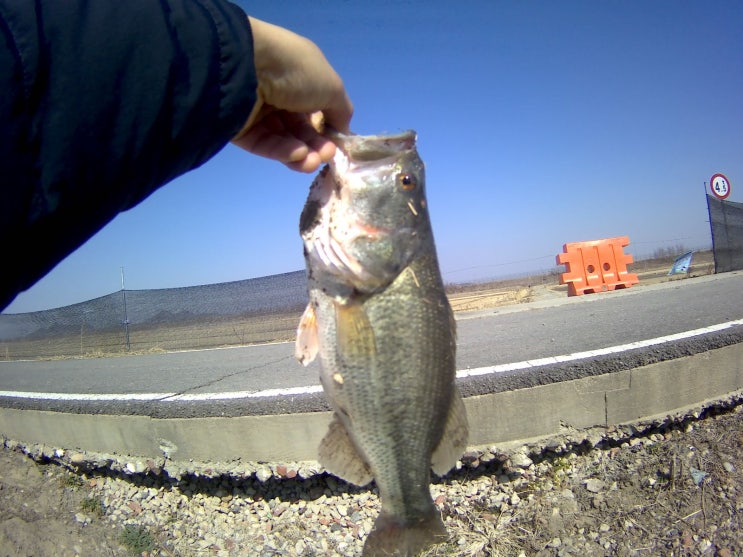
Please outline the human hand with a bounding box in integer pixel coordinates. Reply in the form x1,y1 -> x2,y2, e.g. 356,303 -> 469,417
232,17 -> 353,173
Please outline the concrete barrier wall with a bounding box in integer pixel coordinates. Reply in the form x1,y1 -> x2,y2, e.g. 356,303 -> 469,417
1,342 -> 741,465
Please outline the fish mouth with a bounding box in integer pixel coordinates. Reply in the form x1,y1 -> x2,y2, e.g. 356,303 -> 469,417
304,130 -> 420,293
302,164 -> 391,291
327,130 -> 417,163
313,227 -> 383,289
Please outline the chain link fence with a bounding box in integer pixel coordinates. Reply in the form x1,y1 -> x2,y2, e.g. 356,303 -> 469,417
708,194 -> 743,274
0,271 -> 308,360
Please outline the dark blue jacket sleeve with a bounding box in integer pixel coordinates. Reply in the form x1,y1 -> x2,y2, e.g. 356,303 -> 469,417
0,0 -> 257,310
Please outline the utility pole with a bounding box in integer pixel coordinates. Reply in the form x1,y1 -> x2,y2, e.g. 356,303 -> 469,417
120,267 -> 131,351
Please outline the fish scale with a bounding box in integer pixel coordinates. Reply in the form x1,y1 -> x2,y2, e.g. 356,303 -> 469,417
296,131 -> 468,556
330,255 -> 453,513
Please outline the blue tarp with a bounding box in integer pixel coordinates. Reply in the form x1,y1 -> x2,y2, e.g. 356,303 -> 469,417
668,251 -> 693,275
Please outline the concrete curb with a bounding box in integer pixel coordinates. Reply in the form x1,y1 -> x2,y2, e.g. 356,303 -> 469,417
1,342 -> 741,467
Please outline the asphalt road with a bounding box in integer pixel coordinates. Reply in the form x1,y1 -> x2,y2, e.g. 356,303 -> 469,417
1,272 -> 742,418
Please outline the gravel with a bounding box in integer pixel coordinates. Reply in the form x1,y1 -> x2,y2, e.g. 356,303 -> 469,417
2,393 -> 742,556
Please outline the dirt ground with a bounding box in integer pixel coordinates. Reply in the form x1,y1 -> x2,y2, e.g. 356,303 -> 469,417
1,401 -> 741,556
0,448 -> 126,557
436,402 -> 743,557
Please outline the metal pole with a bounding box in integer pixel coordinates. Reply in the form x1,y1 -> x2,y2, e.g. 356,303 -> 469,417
121,267 -> 131,351
703,182 -> 718,274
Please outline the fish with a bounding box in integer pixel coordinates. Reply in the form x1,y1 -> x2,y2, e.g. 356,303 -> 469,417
295,130 -> 469,556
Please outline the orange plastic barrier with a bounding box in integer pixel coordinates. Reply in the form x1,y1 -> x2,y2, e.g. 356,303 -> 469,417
556,236 -> 639,296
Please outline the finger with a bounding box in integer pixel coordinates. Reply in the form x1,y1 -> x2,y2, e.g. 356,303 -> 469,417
322,90 -> 354,134
233,124 -> 310,164
291,114 -> 337,161
307,135 -> 336,162
285,152 -> 324,173
232,110 -> 338,171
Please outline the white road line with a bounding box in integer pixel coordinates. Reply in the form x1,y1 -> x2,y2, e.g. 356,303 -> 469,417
0,392 -> 172,401
160,385 -> 324,401
456,318 -> 743,378
1,319 -> 741,403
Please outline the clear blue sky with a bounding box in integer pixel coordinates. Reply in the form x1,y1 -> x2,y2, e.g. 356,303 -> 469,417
5,1 -> 742,313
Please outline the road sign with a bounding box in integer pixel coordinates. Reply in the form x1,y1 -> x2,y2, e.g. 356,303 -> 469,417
710,173 -> 731,200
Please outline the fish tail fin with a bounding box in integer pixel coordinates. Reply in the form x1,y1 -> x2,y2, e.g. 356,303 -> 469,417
362,509 -> 447,556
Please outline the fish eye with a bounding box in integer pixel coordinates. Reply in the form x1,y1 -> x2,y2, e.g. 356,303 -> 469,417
398,173 -> 416,191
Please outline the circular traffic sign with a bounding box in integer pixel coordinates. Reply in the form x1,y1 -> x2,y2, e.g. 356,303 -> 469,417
710,173 -> 731,200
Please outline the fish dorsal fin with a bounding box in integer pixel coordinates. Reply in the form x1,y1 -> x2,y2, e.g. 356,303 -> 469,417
431,386 -> 469,476
334,301 -> 376,364
295,303 -> 319,366
319,412 -> 374,486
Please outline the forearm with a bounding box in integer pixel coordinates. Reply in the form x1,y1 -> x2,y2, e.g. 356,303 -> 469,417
0,0 -> 258,309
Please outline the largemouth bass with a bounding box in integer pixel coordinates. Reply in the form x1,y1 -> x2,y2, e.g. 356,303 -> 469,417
295,130 -> 469,556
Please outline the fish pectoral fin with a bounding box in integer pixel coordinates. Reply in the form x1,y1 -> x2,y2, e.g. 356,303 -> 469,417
431,386 -> 469,476
319,412 -> 373,486
334,301 -> 376,363
295,304 -> 319,366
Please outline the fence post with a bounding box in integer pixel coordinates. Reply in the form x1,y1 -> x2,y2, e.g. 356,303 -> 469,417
121,267 -> 131,351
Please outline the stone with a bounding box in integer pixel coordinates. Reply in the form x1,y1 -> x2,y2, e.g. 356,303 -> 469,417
254,466 -> 272,482
584,478 -> 605,493
510,450 -> 533,469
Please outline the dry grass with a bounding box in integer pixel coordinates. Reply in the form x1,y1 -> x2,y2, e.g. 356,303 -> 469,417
422,507 -> 526,557
0,311 -> 300,360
